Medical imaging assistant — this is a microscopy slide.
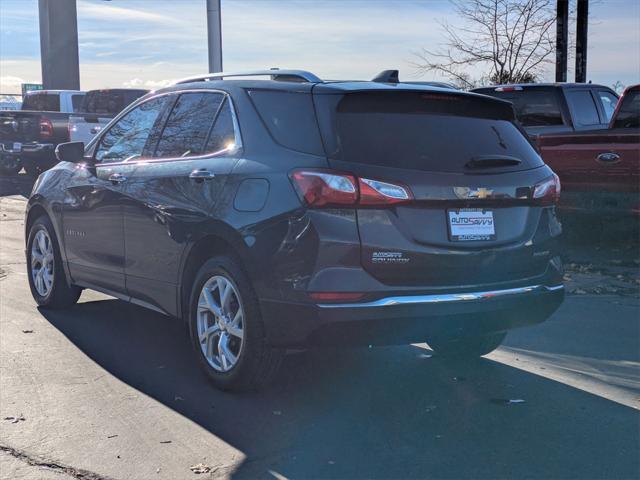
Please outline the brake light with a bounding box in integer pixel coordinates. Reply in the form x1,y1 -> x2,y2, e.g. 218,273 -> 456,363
290,169 -> 413,208
290,170 -> 357,207
533,173 -> 561,205
495,86 -> 523,92
39,117 -> 54,138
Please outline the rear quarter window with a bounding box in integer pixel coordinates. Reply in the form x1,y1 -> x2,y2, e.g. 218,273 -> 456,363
247,90 -> 324,155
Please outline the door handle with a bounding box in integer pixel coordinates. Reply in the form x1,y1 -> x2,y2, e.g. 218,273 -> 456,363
189,169 -> 215,181
596,152 -> 620,164
108,173 -> 127,184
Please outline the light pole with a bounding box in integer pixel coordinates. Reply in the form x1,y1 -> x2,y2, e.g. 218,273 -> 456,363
207,0 -> 223,73
38,0 -> 80,90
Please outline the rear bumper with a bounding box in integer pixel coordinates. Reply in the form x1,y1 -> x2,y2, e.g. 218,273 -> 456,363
261,283 -> 564,347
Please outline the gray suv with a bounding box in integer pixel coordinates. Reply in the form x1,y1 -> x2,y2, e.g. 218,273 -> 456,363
26,70 -> 564,391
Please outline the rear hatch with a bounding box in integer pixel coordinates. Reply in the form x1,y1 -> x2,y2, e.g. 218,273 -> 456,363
313,87 -> 559,288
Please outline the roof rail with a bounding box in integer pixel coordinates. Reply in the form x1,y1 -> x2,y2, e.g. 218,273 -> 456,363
173,69 -> 322,85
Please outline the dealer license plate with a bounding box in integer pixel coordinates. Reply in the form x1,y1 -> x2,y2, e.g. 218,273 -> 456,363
448,208 -> 496,242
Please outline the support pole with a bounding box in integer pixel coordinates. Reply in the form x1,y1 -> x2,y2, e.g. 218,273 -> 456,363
555,0 -> 568,82
575,0 -> 589,83
38,0 -> 80,90
207,0 -> 223,73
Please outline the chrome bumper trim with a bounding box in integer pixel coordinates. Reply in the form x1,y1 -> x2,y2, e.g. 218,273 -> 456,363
317,284 -> 564,309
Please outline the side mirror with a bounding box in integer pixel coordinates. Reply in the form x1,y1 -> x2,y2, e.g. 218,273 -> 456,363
55,142 -> 89,164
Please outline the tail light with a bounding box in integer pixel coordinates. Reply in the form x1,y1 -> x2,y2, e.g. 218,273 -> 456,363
39,117 -> 54,139
533,173 -> 561,205
290,169 -> 413,208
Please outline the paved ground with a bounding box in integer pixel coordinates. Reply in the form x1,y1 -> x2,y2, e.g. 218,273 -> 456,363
1,173 -> 639,480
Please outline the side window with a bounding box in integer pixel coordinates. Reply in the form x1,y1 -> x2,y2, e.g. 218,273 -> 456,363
596,91 -> 619,122
205,98 -> 236,152
566,90 -> 601,126
611,90 -> 640,129
247,90 -> 324,155
95,96 -> 167,163
155,92 -> 224,158
71,94 -> 84,112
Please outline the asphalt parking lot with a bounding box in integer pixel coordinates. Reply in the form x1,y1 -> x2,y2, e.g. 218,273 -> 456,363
1,173 -> 639,480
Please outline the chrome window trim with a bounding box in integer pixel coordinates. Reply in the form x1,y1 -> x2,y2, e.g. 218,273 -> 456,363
317,284 -> 564,309
93,88 -> 243,168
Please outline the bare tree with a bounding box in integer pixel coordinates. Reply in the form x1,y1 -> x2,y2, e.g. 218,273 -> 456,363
412,0 -> 556,88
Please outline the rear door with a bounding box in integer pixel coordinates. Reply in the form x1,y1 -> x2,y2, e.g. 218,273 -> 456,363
314,89 -> 558,288
123,90 -> 241,315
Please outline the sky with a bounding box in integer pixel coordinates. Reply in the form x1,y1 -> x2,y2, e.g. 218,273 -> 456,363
0,0 -> 638,93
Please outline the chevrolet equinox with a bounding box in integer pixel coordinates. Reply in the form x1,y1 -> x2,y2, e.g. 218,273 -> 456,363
25,70 -> 565,391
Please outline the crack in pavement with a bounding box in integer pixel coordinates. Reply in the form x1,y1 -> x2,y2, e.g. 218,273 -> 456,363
0,443 -> 117,480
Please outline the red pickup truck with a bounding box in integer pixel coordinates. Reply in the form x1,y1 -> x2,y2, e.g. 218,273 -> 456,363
537,85 -> 639,217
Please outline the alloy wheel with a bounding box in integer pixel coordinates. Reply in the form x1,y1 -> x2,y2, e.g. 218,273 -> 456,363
196,275 -> 245,372
31,229 -> 54,297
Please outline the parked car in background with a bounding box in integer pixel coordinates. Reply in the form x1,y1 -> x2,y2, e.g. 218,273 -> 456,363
69,88 -> 148,145
472,83 -> 619,140
0,89 -> 85,175
26,70 -> 564,391
537,84 -> 639,216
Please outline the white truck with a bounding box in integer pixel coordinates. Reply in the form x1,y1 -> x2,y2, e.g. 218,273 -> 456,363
68,88 -> 148,145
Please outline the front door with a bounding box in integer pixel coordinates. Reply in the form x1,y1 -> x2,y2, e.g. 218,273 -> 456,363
123,91 -> 241,315
62,95 -> 170,293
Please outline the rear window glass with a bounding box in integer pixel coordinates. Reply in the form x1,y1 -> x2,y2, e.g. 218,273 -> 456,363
612,90 -> 640,129
315,92 -> 543,173
566,90 -> 601,126
71,94 -> 85,112
475,89 -> 564,126
596,91 -> 618,122
22,93 -> 60,112
247,90 -> 324,155
81,89 -> 147,115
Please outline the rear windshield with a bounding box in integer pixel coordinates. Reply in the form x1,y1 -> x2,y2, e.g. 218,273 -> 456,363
315,92 -> 543,173
611,89 -> 640,129
81,89 -> 148,115
475,88 -> 564,127
22,93 -> 60,112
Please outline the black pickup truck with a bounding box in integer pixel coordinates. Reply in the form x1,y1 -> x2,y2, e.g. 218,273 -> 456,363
472,83 -> 619,140
0,90 -> 84,175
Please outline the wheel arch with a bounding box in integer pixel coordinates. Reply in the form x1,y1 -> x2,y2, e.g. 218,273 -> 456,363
178,230 -> 254,323
25,200 -> 73,286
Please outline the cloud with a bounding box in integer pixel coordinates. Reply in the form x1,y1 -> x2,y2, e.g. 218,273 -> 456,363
76,0 -> 184,26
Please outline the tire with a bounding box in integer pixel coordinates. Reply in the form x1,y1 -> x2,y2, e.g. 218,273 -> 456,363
188,255 -> 283,392
428,331 -> 507,359
26,215 -> 81,308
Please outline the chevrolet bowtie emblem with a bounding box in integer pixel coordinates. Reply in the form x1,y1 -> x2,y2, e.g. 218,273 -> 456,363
454,187 -> 494,199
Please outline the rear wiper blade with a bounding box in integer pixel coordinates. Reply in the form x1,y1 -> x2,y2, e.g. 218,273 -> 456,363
465,155 -> 522,169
